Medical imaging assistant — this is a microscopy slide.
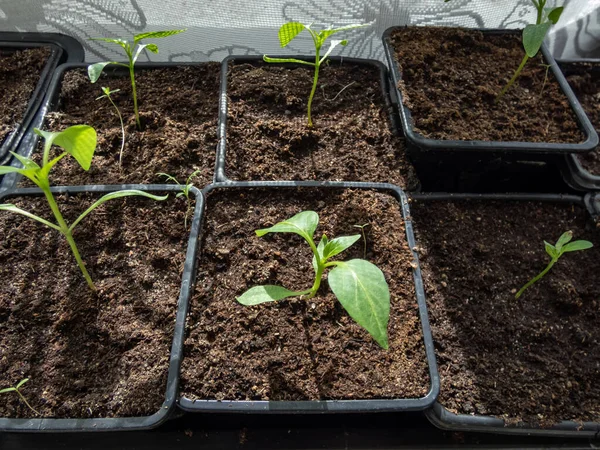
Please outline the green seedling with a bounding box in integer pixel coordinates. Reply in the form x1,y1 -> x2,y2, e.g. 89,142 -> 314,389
96,87 -> 126,166
515,231 -> 592,299
353,223 -> 370,259
157,170 -> 200,228
263,21 -> 371,127
0,125 -> 168,291
237,211 -> 390,349
1,378 -> 40,416
88,29 -> 186,129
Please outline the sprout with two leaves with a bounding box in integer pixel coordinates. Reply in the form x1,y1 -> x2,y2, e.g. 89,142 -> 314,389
237,211 -> 390,349
96,87 -> 126,165
1,378 -> 40,416
0,125 -> 168,291
88,30 -> 186,129
263,22 -> 372,127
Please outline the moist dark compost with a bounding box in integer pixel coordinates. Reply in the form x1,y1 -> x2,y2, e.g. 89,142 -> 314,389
0,46 -> 50,145
224,61 -> 418,188
181,188 -> 429,401
389,27 -> 583,143
0,193 -> 190,418
411,199 -> 600,427
22,64 -> 220,186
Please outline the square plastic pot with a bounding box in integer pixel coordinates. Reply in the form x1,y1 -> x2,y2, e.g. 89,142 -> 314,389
0,33 -> 83,166
0,183 -> 202,432
178,180 -> 440,414
411,192 -> 600,439
214,56 -> 400,183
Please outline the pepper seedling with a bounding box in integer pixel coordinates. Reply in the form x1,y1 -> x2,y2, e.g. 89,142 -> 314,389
263,21 -> 371,127
0,125 -> 168,291
0,378 -> 40,416
88,29 -> 186,129
515,231 -> 592,299
157,169 -> 200,228
96,87 -> 126,166
237,211 -> 390,349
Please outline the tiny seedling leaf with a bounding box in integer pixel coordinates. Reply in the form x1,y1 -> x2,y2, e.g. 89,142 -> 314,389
522,22 -> 552,58
236,285 -> 299,305
555,230 -> 573,252
90,37 -> 128,48
544,241 -> 557,258
15,378 -> 29,389
256,211 -> 318,241
312,234 -> 328,272
12,153 -> 40,171
547,6 -> 564,24
0,387 -> 16,394
262,56 -> 315,66
328,259 -> 390,349
278,22 -> 307,47
561,240 -> 593,253
323,235 -> 361,260
87,62 -> 117,83
133,29 -> 186,43
319,23 -> 372,41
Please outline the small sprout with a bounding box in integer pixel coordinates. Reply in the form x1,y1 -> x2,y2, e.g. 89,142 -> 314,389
539,62 -> 552,96
0,125 -> 168,291
157,170 -> 200,228
515,231 -> 593,299
263,22 -> 372,127
236,211 -> 390,349
352,223 -> 370,259
96,87 -> 126,166
1,378 -> 41,416
88,30 -> 186,130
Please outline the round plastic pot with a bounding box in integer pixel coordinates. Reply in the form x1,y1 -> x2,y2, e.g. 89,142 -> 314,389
214,56 -> 400,183
557,59 -> 600,191
0,61 -> 219,193
382,27 -> 598,161
0,183 -> 202,432
178,180 -> 439,414
410,192 -> 600,439
0,33 -> 83,167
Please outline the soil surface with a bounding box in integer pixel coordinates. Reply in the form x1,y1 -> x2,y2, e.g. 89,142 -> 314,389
0,193 -> 190,418
562,63 -> 600,174
181,188 -> 429,401
389,27 -> 583,143
0,46 -> 50,146
411,198 -> 600,427
224,61 -> 418,188
21,64 -> 220,187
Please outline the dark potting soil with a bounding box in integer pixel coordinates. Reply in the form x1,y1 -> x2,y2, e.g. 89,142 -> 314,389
563,64 -> 600,174
224,62 -> 418,188
181,189 -> 429,401
411,199 -> 600,427
389,27 -> 583,143
0,47 -> 50,145
21,64 -> 220,187
0,193 -> 190,418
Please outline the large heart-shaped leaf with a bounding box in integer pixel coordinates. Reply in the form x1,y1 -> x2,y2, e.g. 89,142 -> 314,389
256,211 -> 318,242
133,29 -> 186,43
278,22 -> 307,47
522,22 -> 552,58
237,285 -> 299,305
328,259 -> 390,349
34,125 -> 97,171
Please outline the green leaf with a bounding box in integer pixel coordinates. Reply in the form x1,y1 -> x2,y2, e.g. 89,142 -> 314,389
328,259 -> 390,349
522,22 -> 552,58
0,387 -> 16,394
0,166 -> 26,175
88,62 -> 116,83
555,231 -> 573,252
15,379 -> 29,389
561,240 -> 593,253
319,39 -> 348,64
263,55 -> 315,66
12,153 -> 40,171
278,22 -> 307,47
145,43 -> 159,53
318,22 -> 372,41
312,234 -> 328,272
133,29 -> 186,43
544,241 -> 557,258
0,204 -> 61,231
323,235 -> 361,260
69,190 -> 168,232
256,211 -> 319,242
236,285 -> 299,305
35,125 -> 97,171
547,6 -> 564,24
133,44 -> 157,64
90,37 -> 128,49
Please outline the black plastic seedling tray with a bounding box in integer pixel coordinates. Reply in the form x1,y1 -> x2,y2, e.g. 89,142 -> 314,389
0,183 -> 202,432
178,180 -> 439,414
410,192 -> 600,439
0,33 -> 83,166
0,61 -> 219,193
382,28 -> 598,159
557,59 -> 600,191
214,56 -> 400,183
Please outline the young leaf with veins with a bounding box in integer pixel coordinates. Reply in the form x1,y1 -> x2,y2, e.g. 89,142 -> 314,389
263,22 -> 372,127
236,211 -> 390,349
157,169 -> 200,228
0,378 -> 40,416
515,231 -> 593,299
0,125 -> 168,291
88,29 -> 186,129
96,87 -> 126,166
